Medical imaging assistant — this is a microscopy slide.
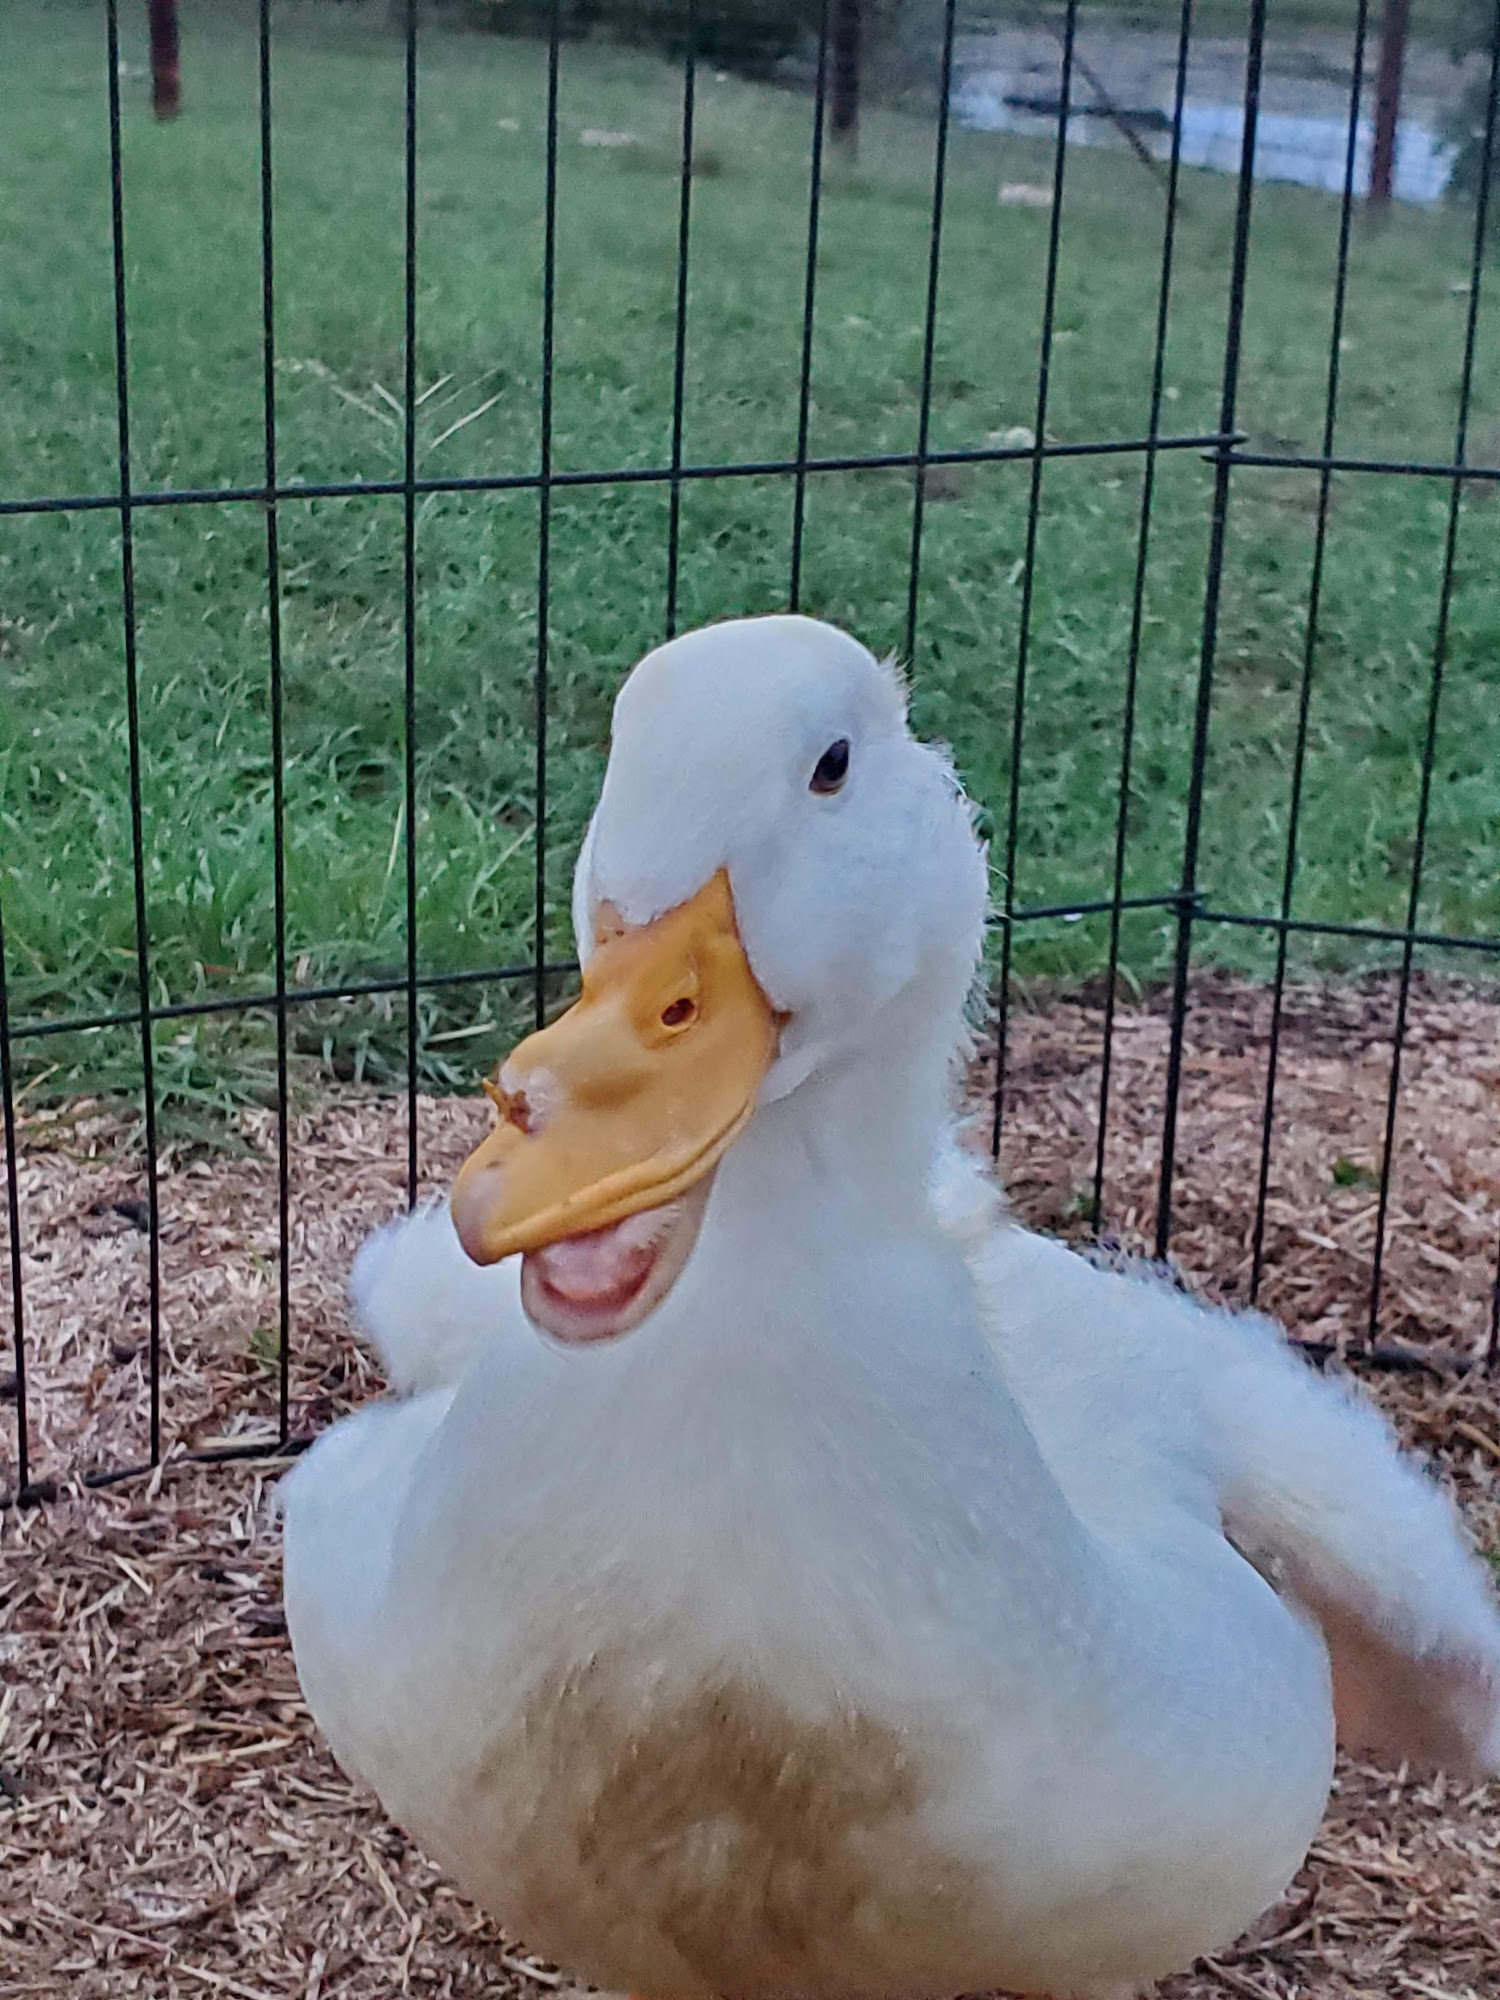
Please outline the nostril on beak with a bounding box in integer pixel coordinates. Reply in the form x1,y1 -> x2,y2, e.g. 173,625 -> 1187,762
484,1075 -> 541,1135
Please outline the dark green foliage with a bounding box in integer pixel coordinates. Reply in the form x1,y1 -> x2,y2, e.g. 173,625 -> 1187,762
467,0 -> 817,71
1445,0 -> 1500,204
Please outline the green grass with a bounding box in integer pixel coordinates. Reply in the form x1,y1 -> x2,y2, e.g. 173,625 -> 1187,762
1,0 -> 1497,1116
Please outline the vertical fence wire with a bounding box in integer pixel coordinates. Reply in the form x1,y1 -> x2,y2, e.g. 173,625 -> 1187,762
1154,0 -> 1266,1260
1366,19 -> 1500,1349
258,0 -> 293,1439
1247,0 -> 1370,1304
788,0 -> 832,614
7,9 -> 1500,1495
0,899 -> 28,1495
1483,8 -> 1500,1373
991,0 -> 1078,1156
1091,0 -> 1196,1228
664,0 -> 698,642
902,0 -> 959,663
534,0 -> 562,1030
403,0 -> 421,1204
105,0 -> 164,1462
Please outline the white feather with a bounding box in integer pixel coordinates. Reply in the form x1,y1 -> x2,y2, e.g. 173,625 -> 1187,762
284,616 -> 1500,2000
935,1142 -> 1500,1776
350,1197 -> 519,1397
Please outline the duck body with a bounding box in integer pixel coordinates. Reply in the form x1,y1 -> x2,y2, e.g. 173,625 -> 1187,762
282,617 -> 1499,2000
287,1113 -> 1335,1999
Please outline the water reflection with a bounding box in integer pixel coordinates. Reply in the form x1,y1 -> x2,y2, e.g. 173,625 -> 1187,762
954,79 -> 1455,202
952,28 -> 1468,205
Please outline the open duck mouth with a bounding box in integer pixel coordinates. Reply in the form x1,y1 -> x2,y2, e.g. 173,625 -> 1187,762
520,1176 -> 715,1345
450,870 -> 777,1342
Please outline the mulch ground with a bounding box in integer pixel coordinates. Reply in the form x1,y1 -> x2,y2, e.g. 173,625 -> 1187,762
3,970 -> 1498,1999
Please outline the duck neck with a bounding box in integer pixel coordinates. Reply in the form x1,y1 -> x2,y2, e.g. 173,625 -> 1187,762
657,968 -> 1108,1645
748,972 -> 970,1216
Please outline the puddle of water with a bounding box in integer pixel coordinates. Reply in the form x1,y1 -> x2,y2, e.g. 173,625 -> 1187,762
953,75 -> 1457,202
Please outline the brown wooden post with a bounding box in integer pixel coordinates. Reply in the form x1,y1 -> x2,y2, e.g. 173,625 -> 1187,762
147,0 -> 181,120
1369,0 -> 1409,208
829,0 -> 862,157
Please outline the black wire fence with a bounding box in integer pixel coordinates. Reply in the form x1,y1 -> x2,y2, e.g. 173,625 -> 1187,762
2,0 -> 1499,1506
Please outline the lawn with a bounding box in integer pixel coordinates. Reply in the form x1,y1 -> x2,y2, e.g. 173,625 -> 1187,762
1,0 -> 1497,1115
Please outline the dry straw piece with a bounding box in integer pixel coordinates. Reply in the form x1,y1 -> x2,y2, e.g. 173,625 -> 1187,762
3,971 -> 1498,1998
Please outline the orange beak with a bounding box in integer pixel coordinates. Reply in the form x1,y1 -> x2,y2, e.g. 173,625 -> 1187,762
450,871 -> 779,1265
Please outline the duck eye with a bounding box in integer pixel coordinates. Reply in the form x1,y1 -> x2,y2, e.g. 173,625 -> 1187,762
809,738 -> 850,796
660,996 -> 696,1029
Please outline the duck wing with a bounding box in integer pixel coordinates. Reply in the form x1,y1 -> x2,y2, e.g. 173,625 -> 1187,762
933,1139 -> 1500,1778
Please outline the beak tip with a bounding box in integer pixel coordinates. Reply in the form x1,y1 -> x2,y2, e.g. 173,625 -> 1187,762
451,1162 -> 511,1267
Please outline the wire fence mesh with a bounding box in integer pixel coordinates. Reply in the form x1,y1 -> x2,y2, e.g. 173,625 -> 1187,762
2,0 -> 1498,1504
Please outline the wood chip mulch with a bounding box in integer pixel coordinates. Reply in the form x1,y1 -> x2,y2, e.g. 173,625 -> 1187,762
2,970 -> 1498,1999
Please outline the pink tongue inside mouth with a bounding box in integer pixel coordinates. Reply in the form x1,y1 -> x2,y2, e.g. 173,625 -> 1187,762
529,1204 -> 676,1310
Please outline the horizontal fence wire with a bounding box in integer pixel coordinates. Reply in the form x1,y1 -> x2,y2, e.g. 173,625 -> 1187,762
9,962 -> 581,1045
1198,910 -> 1500,956
4,0 -> 1500,1507
14,897 -> 1500,1049
10,904 -> 1498,1050
1224,449 -> 1500,481
0,433 -> 1252,517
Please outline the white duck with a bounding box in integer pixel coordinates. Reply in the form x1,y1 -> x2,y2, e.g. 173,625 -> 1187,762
282,615 -> 1500,2000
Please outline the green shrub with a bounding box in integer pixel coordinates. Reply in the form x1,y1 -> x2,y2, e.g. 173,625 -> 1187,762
464,0 -> 597,39
1445,0 -> 1499,208
605,0 -> 817,69
465,0 -> 819,73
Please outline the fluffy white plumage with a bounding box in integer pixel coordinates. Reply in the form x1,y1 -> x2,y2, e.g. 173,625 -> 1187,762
283,616 -> 1500,2000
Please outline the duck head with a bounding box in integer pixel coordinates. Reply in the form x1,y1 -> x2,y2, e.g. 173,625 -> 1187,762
451,614 -> 988,1343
